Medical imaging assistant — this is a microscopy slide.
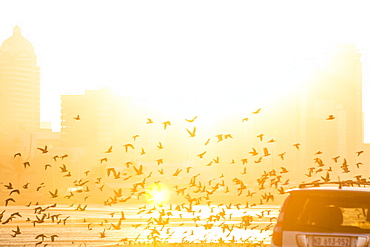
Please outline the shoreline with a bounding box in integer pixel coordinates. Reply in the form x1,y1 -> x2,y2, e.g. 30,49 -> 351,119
103,244 -> 270,247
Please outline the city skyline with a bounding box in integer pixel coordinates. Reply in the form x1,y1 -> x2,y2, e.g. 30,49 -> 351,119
1,26 -> 365,187
1,1 -> 370,142
2,2 -> 370,245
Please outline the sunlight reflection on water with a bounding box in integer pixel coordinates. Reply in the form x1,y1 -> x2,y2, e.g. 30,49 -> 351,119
0,204 -> 279,246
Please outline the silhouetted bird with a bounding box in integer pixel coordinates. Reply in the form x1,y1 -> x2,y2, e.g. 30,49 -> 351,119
326,115 -> 335,120
186,127 -> 196,137
37,145 -> 48,154
252,108 -> 261,114
185,116 -> 197,122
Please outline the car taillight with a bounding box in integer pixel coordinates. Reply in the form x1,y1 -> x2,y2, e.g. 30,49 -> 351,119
272,222 -> 283,246
272,195 -> 290,247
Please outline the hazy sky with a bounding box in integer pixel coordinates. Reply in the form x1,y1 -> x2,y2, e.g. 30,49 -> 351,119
1,1 -> 370,141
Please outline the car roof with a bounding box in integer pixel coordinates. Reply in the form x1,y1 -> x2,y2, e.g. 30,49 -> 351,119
287,186 -> 370,194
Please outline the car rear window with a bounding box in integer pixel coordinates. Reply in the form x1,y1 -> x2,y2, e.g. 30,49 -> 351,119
283,190 -> 370,233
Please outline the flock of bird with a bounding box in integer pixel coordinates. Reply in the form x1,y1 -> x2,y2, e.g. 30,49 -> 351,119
0,108 -> 368,246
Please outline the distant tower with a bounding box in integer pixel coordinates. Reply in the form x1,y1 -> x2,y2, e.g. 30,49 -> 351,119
61,88 -> 136,149
305,44 -> 363,160
0,26 -> 40,132
326,45 -> 363,147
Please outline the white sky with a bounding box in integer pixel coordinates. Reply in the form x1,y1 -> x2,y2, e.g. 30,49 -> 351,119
1,0 -> 370,141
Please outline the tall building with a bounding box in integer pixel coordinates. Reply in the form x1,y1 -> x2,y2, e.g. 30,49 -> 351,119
60,88 -> 136,150
0,26 -> 40,132
304,45 -> 363,159
240,44 -> 365,182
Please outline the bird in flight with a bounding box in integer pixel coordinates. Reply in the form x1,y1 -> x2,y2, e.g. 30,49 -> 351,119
133,165 -> 143,175
204,138 -> 211,145
249,148 -> 258,156
4,182 -> 13,190
185,116 -> 197,122
162,121 -> 171,129
99,229 -> 106,238
5,197 -> 15,206
156,159 -> 163,165
61,154 -> 69,159
321,171 -> 330,183
123,144 -> 134,152
11,226 -> 21,237
105,146 -> 113,153
224,134 -> 233,139
49,189 -> 58,198
326,114 -> 335,120
213,156 -> 220,163
157,142 -> 164,149
107,168 -> 120,179
216,134 -> 224,142
254,155 -> 266,163
9,189 -> 20,196
173,168 -> 182,176
278,152 -> 286,160
263,147 -> 271,157
50,234 -> 58,242
332,156 -> 340,162
197,151 -> 206,159
252,108 -> 261,114
280,166 -> 288,174
37,145 -> 48,154
293,143 -> 300,150
257,134 -> 264,141
59,164 -> 68,172
186,127 -> 196,137
13,153 -> 21,158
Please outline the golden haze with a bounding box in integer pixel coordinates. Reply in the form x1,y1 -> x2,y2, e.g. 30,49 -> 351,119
0,25 -> 369,245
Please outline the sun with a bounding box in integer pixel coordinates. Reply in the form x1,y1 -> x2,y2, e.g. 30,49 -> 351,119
145,183 -> 170,206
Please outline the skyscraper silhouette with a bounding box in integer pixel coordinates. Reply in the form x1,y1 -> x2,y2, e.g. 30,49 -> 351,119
0,26 -> 40,132
304,44 -> 363,159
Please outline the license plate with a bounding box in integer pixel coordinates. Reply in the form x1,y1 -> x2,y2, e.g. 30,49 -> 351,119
313,236 -> 350,247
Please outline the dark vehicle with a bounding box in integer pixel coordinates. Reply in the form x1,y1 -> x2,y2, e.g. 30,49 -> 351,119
271,185 -> 370,247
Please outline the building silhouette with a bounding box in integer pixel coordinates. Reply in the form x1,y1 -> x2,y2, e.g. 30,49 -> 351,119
303,45 -> 363,159
0,26 -> 369,190
60,87 -> 141,166
0,26 -> 40,132
248,44 -> 366,182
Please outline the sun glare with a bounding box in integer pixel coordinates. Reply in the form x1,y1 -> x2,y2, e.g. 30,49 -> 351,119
257,51 -> 331,103
145,183 -> 170,205
135,94 -> 225,128
127,48 -> 332,127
